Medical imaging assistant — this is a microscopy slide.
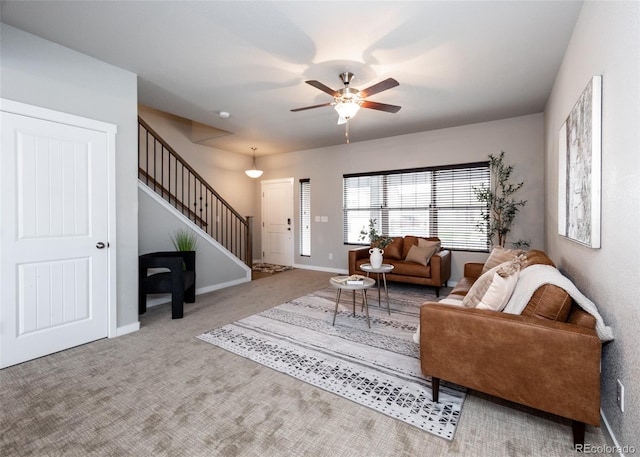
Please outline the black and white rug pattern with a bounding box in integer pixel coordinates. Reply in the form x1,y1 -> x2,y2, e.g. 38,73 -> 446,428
197,285 -> 465,440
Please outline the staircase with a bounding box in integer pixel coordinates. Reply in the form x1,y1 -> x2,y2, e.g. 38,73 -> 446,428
138,117 -> 252,266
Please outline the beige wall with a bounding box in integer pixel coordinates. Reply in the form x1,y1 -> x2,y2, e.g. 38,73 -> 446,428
544,1 -> 640,448
259,113 -> 545,281
138,105 -> 257,219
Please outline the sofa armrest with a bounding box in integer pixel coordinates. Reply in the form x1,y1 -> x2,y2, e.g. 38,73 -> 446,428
419,303 -> 601,426
348,246 -> 370,275
429,250 -> 451,286
463,262 -> 484,279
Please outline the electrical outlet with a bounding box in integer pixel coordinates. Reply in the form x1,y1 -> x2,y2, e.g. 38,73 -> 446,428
328,253 -> 333,260
616,379 -> 625,412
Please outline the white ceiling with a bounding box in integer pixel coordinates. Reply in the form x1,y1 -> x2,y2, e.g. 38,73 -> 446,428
0,1 -> 583,156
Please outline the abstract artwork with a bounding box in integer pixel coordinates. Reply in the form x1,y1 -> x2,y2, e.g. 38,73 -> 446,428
558,75 -> 602,248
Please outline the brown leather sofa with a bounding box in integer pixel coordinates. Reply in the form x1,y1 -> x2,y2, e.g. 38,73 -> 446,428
419,250 -> 602,447
348,236 -> 451,296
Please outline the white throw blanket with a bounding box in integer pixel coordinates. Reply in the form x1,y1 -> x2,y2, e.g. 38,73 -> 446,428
503,264 -> 614,342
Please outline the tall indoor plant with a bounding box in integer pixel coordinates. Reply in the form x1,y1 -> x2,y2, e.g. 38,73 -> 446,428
474,151 -> 528,248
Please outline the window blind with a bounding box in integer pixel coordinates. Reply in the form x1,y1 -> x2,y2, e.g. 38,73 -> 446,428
299,179 -> 311,257
343,163 -> 490,251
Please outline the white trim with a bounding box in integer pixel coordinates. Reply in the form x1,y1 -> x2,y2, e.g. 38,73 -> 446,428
293,263 -> 348,275
138,182 -> 251,273
600,409 -> 627,457
0,98 -> 117,133
106,123 -> 118,338
143,277 -> 250,309
1,97 -> 119,343
115,321 -> 140,337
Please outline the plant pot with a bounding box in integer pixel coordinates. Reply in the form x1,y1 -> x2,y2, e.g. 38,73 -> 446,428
369,247 -> 384,269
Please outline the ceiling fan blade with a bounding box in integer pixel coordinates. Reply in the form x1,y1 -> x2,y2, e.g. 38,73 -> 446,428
358,78 -> 399,98
290,102 -> 333,112
305,80 -> 339,96
361,100 -> 402,113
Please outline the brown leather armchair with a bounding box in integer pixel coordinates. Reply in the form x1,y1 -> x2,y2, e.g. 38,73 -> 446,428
348,236 -> 451,296
419,251 -> 602,447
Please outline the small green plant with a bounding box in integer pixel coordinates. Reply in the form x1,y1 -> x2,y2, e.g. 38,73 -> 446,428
171,229 -> 198,251
474,151 -> 528,248
359,219 -> 393,249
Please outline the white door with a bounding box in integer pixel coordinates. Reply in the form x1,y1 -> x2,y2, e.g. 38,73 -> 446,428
261,178 -> 294,266
1,107 -> 112,368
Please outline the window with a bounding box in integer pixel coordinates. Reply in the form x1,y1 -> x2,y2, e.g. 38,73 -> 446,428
300,179 -> 311,256
343,163 -> 490,251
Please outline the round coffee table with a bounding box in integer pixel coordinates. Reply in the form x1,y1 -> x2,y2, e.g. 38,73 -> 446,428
329,276 -> 376,328
359,263 -> 394,315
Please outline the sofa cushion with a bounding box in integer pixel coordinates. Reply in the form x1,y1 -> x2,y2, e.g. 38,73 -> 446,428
482,246 -> 525,273
389,261 -> 431,278
521,284 -> 572,322
405,242 -> 440,266
383,237 -> 404,260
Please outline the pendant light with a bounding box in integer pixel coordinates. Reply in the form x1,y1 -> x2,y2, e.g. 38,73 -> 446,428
245,147 -> 263,178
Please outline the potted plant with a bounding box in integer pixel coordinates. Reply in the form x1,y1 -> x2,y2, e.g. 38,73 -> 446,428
359,219 -> 393,268
170,229 -> 198,270
473,151 -> 529,248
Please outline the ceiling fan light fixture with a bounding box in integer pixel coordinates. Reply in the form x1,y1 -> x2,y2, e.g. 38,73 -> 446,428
245,147 -> 263,178
334,101 -> 361,120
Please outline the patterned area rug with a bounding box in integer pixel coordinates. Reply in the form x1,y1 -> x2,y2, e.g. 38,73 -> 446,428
197,285 -> 465,440
251,263 -> 293,274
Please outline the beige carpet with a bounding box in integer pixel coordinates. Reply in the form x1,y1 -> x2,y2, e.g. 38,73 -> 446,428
0,269 -> 609,456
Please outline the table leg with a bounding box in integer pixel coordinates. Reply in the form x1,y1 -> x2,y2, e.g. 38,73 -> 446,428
377,272 -> 382,306
332,288 -> 342,326
352,290 -> 356,316
382,272 -> 390,315
363,289 -> 371,328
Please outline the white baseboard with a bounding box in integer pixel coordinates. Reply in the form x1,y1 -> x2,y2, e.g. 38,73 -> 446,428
599,408 -> 629,457
293,263 -> 348,274
144,276 -> 251,309
115,321 -> 140,337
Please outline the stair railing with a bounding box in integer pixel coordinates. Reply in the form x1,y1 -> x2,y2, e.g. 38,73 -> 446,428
138,117 -> 252,266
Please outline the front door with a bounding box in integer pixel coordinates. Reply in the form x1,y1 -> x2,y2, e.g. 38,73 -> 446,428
261,178 -> 294,266
1,105 -> 113,368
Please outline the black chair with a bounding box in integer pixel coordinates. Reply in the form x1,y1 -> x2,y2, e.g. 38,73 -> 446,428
139,251 -> 196,319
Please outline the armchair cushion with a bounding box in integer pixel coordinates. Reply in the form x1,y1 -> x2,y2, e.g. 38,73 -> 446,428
405,243 -> 439,266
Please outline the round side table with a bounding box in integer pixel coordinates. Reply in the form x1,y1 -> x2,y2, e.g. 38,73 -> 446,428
359,263 -> 394,315
329,276 -> 376,328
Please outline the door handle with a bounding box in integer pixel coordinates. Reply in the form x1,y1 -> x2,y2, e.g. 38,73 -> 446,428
96,242 -> 106,249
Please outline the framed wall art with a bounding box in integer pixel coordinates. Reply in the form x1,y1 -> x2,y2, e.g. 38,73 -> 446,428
558,75 -> 602,248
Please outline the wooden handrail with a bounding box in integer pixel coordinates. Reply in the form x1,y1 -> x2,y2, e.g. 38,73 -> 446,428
138,117 -> 252,266
138,117 -> 247,223
138,168 -> 208,228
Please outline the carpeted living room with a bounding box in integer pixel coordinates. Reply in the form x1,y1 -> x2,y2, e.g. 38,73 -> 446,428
0,269 -> 612,456
1,1 -> 638,457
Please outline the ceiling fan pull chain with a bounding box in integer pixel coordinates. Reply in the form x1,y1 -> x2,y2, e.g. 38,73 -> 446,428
345,121 -> 350,144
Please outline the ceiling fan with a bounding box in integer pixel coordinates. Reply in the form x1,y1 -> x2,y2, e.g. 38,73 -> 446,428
291,72 -> 401,127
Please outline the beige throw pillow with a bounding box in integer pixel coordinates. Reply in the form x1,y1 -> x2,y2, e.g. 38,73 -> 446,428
482,246 -> 525,273
463,255 -> 526,309
476,270 -> 519,311
405,244 -> 439,266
